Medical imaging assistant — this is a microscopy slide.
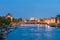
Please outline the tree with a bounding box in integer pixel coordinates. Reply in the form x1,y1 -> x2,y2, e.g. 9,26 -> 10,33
0,16 -> 10,27
18,18 -> 22,21
12,18 -> 17,22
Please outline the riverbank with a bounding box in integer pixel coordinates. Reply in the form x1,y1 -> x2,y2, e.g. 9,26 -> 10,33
0,25 -> 18,40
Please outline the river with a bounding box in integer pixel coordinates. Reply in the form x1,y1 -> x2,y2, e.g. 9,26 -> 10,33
6,24 -> 60,40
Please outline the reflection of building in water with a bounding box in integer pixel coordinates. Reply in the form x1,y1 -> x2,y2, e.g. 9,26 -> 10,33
45,25 -> 55,31
37,24 -> 43,27
45,25 -> 51,31
5,13 -> 13,22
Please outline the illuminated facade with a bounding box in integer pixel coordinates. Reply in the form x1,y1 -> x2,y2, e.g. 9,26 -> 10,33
6,13 -> 13,22
44,18 -> 56,24
57,18 -> 60,24
30,17 -> 35,20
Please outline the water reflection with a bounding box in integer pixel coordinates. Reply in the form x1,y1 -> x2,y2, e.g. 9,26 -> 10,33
45,25 -> 55,31
7,24 -> 60,40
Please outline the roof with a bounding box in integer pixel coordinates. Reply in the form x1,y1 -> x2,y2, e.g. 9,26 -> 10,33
5,13 -> 12,17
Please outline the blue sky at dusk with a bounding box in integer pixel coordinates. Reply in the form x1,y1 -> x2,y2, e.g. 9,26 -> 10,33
0,0 -> 60,19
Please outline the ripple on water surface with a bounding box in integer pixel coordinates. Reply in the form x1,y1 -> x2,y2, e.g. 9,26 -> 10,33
7,26 -> 60,40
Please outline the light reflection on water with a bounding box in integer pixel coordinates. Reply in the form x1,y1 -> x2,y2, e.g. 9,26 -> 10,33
7,24 -> 60,40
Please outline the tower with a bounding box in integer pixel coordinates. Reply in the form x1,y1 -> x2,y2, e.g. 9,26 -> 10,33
6,13 -> 13,22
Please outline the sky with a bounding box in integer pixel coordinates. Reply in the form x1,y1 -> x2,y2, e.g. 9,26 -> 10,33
0,0 -> 60,19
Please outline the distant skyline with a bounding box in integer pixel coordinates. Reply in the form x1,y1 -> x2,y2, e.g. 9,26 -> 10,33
0,0 -> 60,19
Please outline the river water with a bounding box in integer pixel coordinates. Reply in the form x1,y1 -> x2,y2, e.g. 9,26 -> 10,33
6,24 -> 60,40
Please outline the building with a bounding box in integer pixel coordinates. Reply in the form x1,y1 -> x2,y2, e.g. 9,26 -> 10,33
55,15 -> 60,24
5,13 -> 13,22
29,17 -> 35,20
44,17 -> 56,24
57,18 -> 60,24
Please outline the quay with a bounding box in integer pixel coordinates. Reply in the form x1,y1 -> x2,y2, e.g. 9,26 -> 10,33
0,26 -> 17,40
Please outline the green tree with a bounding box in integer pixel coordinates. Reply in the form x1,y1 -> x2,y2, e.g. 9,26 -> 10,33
18,18 -> 22,21
0,16 -> 10,27
12,18 -> 18,22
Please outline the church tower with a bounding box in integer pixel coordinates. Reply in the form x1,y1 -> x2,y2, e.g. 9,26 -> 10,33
6,13 -> 13,22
